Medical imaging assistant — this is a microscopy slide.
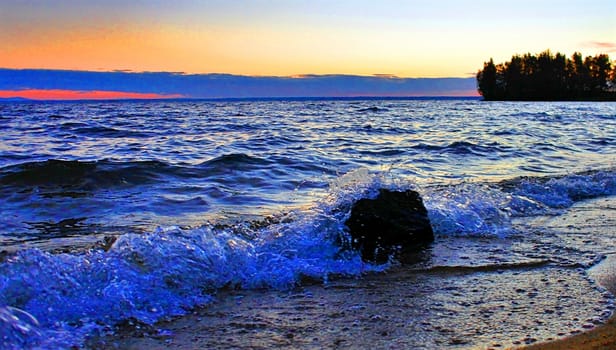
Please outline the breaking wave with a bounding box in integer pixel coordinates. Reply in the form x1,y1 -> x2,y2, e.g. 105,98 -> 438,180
0,167 -> 615,348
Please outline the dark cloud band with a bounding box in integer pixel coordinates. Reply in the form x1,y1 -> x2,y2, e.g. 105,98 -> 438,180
0,69 -> 477,98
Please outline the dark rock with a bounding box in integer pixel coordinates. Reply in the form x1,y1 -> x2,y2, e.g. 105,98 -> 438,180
345,189 -> 434,263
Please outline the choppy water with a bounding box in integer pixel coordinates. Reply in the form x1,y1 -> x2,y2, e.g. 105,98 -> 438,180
0,99 -> 615,349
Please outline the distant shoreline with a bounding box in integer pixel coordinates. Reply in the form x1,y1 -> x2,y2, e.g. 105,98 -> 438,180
481,96 -> 616,102
0,96 -> 482,103
4,96 -> 616,103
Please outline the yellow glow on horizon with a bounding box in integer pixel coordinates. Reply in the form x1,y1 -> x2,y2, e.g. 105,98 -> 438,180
0,21 -> 483,77
0,1 -> 614,78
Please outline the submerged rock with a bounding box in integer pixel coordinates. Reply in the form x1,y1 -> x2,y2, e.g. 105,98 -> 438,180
345,189 -> 434,263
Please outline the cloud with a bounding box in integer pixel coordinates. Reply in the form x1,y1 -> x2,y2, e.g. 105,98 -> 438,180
0,89 -> 183,100
0,69 -> 478,99
582,41 -> 616,53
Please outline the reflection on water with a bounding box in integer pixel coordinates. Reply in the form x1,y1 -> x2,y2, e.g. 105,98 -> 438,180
0,100 -> 614,348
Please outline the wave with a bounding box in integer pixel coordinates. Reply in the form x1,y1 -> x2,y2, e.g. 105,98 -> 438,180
67,124 -> 154,138
423,168 -> 616,236
0,167 -> 615,348
0,210 -> 381,348
2,160 -> 613,238
0,155 -> 330,243
0,159 -> 171,191
356,106 -> 388,113
201,153 -> 273,170
411,141 -> 509,156
0,154 -> 278,192
501,170 -> 616,209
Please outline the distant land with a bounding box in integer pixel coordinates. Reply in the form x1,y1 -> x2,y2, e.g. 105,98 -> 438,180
0,97 -> 32,102
0,69 -> 477,100
477,50 -> 616,101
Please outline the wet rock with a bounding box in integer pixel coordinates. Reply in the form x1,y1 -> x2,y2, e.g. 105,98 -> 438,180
345,189 -> 434,263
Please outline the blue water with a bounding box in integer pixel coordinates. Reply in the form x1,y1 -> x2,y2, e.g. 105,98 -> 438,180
0,99 -> 615,348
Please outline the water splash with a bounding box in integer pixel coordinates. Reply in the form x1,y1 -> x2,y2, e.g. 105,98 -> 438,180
423,168 -> 616,237
0,167 -> 615,348
0,306 -> 41,350
0,174 -> 390,348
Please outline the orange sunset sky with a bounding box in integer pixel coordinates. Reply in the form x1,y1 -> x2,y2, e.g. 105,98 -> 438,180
0,0 -> 614,99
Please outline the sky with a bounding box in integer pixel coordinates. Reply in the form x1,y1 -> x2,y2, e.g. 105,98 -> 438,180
0,0 -> 614,99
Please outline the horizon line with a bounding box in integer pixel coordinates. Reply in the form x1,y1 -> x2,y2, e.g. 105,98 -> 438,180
0,94 -> 482,102
0,67 -> 476,80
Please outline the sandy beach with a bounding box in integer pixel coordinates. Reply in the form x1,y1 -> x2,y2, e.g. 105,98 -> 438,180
89,196 -> 616,350
519,254 -> 616,350
521,314 -> 615,350
518,197 -> 616,350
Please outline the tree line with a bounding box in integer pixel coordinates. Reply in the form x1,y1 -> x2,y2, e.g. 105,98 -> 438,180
476,50 -> 616,100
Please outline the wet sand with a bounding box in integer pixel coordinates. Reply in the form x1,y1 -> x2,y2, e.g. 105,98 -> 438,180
521,306 -> 615,350
518,197 -> 616,350
519,254 -> 616,350
89,197 -> 616,349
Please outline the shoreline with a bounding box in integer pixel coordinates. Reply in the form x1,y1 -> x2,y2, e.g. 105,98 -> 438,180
520,309 -> 615,350
90,196 -> 616,349
518,254 -> 616,350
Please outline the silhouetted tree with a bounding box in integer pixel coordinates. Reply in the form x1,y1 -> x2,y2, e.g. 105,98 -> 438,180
476,59 -> 497,100
504,55 -> 523,98
588,54 -> 611,94
476,50 -> 615,100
